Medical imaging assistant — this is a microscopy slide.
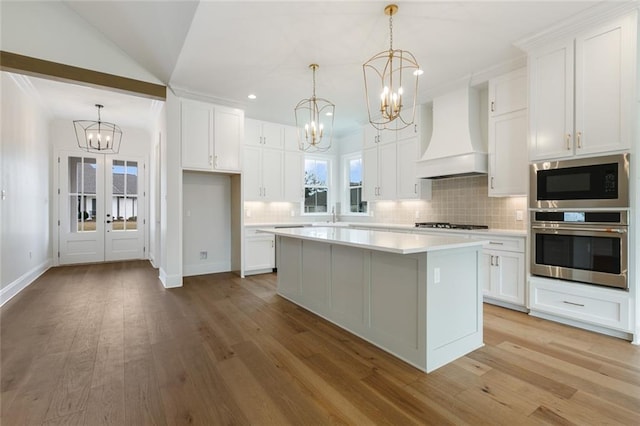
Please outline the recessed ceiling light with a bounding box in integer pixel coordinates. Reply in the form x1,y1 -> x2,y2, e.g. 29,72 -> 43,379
413,69 -> 424,76
248,94 -> 257,100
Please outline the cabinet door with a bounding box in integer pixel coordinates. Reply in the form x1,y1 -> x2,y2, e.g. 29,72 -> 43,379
489,68 -> 527,116
362,146 -> 379,201
213,107 -> 242,172
377,142 -> 397,200
493,251 -> 525,305
245,236 -> 275,272
363,125 -> 379,149
245,118 -> 263,146
283,125 -> 300,151
261,122 -> 283,149
243,147 -> 263,200
284,151 -> 303,202
181,100 -> 212,170
489,110 -> 527,196
529,40 -> 574,161
397,137 -> 420,199
574,16 -> 632,155
261,148 -> 284,201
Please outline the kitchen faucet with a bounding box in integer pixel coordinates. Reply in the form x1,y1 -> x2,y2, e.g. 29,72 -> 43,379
331,206 -> 336,223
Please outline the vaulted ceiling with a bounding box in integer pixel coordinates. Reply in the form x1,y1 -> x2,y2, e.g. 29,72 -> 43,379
12,1 -> 616,135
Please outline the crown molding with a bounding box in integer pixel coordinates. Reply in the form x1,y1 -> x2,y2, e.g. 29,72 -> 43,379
515,2 -> 639,52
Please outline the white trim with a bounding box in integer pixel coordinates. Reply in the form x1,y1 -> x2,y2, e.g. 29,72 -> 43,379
341,152 -> 368,216
183,261 -> 231,277
0,259 -> 51,306
530,310 -> 634,342
159,267 -> 182,288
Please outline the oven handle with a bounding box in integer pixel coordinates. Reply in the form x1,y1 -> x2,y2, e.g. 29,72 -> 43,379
531,225 -> 627,234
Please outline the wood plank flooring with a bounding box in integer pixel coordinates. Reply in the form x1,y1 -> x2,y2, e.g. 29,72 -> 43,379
2,260 -> 639,425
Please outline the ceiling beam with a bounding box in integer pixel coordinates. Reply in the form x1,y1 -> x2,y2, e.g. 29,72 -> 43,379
0,51 -> 166,100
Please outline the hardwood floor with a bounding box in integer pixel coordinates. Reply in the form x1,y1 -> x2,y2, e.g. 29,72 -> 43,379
2,261 -> 639,425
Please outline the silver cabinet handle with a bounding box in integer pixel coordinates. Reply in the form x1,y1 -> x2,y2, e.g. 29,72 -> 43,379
209,154 -> 213,165
490,177 -> 494,189
414,183 -> 418,194
490,255 -> 494,266
490,101 -> 495,112
489,241 -> 504,245
576,131 -> 582,149
532,225 -> 627,233
566,133 -> 572,150
495,256 -> 500,267
414,124 -> 417,133
563,300 -> 585,307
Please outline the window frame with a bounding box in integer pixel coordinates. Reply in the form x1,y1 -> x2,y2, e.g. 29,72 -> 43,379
302,154 -> 332,216
341,152 -> 368,216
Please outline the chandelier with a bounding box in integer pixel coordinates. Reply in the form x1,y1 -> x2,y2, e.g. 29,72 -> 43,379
363,4 -> 421,131
294,64 -> 335,152
73,104 -> 122,154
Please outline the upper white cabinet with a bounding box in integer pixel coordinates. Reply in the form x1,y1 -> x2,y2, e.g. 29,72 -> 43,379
283,150 -> 303,202
488,68 -> 528,197
528,13 -> 635,161
245,118 -> 284,149
362,106 -> 431,201
181,99 -> 243,172
243,146 -> 284,201
397,137 -> 432,200
363,141 -> 397,201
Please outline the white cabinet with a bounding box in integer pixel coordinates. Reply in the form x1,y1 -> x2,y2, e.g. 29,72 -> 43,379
363,123 -> 396,149
243,146 -> 283,201
529,276 -> 631,332
244,228 -> 275,275
488,110 -> 528,196
528,13 -> 635,160
363,142 -> 397,201
472,235 -> 526,309
245,118 -> 283,149
181,99 -> 243,172
283,151 -> 303,202
488,69 -> 528,197
489,69 -> 527,117
396,137 -> 432,200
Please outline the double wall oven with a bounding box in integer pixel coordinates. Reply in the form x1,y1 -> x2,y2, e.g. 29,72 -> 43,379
529,154 -> 630,290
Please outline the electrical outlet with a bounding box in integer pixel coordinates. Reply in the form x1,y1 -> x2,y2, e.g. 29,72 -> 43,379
516,210 -> 524,221
246,209 -> 251,217
200,251 -> 207,260
290,210 -> 295,217
415,210 -> 420,219
370,210 -> 375,217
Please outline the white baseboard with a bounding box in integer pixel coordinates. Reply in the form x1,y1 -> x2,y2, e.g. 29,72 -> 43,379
159,267 -> 182,288
529,309 -> 633,341
1,259 -> 51,306
182,261 -> 230,277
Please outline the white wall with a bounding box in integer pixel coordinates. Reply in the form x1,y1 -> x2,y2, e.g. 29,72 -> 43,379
182,171 -> 231,276
0,1 -> 161,85
1,72 -> 52,303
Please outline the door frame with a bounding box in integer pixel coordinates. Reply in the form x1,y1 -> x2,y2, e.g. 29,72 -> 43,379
53,149 -> 149,266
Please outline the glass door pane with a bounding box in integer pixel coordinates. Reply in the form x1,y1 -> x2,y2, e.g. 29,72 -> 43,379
111,160 -> 138,231
68,156 -> 97,232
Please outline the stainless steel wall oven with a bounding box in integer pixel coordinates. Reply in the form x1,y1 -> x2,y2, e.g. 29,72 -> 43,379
530,153 -> 629,209
531,211 -> 628,289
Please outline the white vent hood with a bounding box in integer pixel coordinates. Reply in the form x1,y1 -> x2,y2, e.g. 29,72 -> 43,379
416,86 -> 487,179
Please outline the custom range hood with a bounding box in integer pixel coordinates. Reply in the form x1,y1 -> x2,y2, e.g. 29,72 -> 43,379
416,86 -> 487,179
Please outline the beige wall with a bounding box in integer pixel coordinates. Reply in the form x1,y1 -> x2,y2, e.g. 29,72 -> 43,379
244,175 -> 527,230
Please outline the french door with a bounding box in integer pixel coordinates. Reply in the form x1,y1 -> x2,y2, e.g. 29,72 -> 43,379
58,151 -> 145,264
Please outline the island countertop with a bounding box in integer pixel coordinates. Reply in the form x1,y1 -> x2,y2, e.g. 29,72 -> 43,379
260,226 -> 487,255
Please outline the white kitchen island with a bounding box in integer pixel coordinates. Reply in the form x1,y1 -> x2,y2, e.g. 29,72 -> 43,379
260,227 -> 487,373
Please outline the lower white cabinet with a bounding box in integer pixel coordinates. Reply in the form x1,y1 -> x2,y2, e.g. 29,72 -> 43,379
473,236 -> 526,309
482,249 -> 525,307
244,229 -> 275,275
529,276 -> 632,333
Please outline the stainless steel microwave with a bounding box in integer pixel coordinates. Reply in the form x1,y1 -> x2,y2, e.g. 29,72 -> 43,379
530,154 -> 629,209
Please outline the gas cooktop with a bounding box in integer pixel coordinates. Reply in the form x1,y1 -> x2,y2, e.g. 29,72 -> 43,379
414,222 -> 489,230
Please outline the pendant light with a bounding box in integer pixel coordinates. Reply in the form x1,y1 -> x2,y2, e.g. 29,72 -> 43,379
294,64 -> 335,152
73,104 -> 122,154
363,4 -> 421,131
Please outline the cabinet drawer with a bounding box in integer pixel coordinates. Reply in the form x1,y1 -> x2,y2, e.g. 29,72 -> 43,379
530,281 -> 630,331
470,235 -> 524,252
